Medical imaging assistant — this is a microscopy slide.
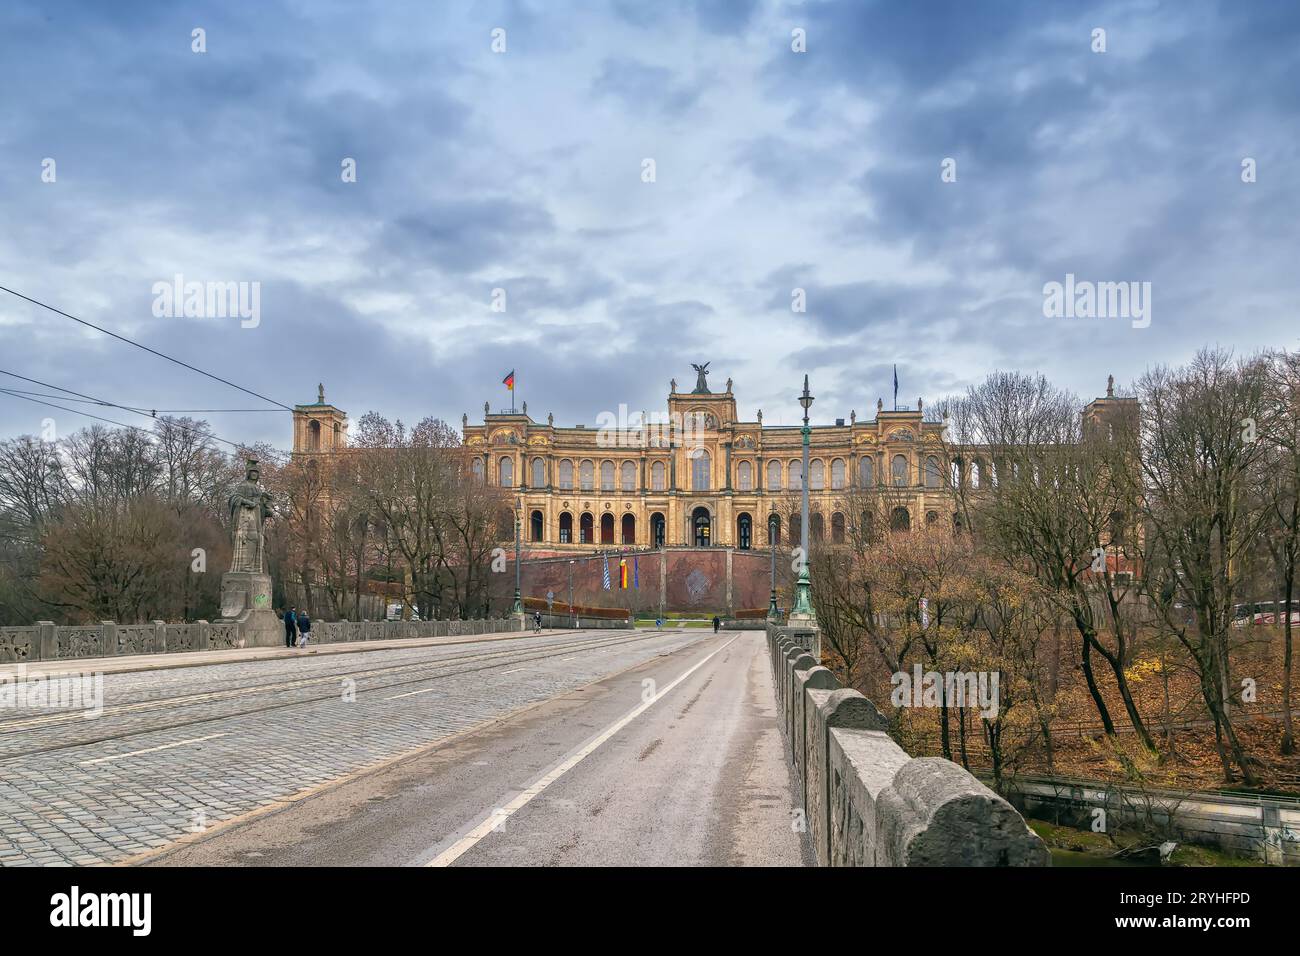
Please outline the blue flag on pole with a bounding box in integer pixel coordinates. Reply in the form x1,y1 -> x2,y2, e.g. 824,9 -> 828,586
633,555 -> 639,589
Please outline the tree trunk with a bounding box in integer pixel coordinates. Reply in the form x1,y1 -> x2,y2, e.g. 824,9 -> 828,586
1284,569 -> 1295,755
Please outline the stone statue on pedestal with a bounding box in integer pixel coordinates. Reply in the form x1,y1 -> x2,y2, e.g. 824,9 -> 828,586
228,460 -> 272,574
218,458 -> 280,647
690,362 -> 711,394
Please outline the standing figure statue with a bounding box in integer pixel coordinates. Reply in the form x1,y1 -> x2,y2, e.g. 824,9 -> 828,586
690,362 -> 711,394
228,459 -> 273,574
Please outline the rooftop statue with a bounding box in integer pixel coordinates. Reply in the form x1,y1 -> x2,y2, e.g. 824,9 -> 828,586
690,362 -> 711,394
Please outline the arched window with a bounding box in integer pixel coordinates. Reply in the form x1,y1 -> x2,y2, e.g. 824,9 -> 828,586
832,512 -> 846,544
810,459 -> 825,490
737,513 -> 752,550
953,512 -> 964,535
559,511 -> 572,543
600,513 -> 615,544
768,514 -> 781,546
767,460 -> 782,490
579,512 -> 594,543
332,422 -> 341,447
471,458 -> 484,483
970,459 -> 982,488
620,461 -> 636,491
621,513 -> 636,544
692,506 -> 712,547
810,512 -> 825,542
891,454 -> 909,487
789,460 -> 803,490
831,459 -> 846,489
580,460 -> 594,491
651,460 -> 666,491
692,450 -> 711,491
926,510 -> 938,529
558,459 -> 573,490
309,419 -> 321,451
789,512 -> 802,544
890,506 -> 911,532
860,457 -> 875,487
531,457 -> 545,488
951,458 -> 963,487
499,457 -> 513,487
530,510 -> 544,541
651,512 -> 666,547
600,460 -> 615,491
925,456 -> 941,488
737,461 -> 752,491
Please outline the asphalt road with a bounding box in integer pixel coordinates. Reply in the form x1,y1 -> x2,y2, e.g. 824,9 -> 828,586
145,629 -> 812,866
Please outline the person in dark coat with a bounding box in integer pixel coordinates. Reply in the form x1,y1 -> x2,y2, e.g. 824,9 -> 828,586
712,615 -> 721,634
295,610 -> 312,648
284,607 -> 298,648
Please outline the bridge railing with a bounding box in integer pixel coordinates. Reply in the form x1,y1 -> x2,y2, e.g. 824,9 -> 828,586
766,622 -> 1050,867
0,617 -> 523,664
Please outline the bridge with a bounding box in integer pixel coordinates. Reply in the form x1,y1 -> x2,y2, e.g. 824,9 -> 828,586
0,621 -> 1045,866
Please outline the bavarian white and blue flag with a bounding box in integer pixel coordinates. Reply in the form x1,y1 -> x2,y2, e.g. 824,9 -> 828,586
601,554 -> 612,590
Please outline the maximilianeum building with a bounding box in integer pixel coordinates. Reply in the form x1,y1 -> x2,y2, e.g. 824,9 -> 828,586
290,369 -> 1132,556
457,367 -> 967,553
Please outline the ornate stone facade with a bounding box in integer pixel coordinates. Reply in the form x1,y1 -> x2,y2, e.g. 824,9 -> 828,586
458,373 -> 961,551
292,371 -> 1131,554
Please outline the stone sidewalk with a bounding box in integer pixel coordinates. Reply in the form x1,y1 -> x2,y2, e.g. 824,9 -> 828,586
2,627 -> 576,679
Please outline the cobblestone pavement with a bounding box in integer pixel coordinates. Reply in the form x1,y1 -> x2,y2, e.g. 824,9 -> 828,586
0,628 -> 707,866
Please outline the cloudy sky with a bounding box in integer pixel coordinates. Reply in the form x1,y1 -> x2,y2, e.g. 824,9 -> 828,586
1,0 -> 1297,451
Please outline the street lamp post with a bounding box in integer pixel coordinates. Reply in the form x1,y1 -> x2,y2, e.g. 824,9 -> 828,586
512,494 -> 523,619
790,374 -> 817,623
767,515 -> 779,619
568,559 -> 576,628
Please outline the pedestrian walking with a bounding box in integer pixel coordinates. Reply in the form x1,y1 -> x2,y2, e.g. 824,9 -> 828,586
533,611 -> 542,633
295,609 -> 312,648
712,615 -> 721,634
283,606 -> 298,648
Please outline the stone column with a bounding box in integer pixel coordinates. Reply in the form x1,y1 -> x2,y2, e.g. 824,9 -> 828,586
36,622 -> 56,661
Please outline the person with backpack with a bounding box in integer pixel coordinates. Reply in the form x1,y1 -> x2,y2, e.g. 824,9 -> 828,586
295,609 -> 312,648
533,611 -> 542,633
283,607 -> 298,648
712,615 -> 721,634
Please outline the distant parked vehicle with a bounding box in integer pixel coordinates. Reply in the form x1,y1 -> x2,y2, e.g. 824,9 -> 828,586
1232,601 -> 1300,627
385,603 -> 420,621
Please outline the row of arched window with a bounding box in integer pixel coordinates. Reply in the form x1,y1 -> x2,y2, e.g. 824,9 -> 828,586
524,506 -> 965,546
474,453 -> 999,491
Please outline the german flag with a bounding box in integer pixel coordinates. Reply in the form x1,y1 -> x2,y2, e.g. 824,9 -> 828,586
503,369 -> 515,391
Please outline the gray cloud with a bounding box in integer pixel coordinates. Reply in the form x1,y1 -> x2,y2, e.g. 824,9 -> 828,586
2,0 -> 1299,452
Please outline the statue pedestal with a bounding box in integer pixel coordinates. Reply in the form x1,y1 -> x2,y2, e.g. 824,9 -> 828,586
219,571 -> 281,648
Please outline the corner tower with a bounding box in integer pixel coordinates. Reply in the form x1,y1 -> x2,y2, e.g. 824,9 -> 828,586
293,383 -> 348,454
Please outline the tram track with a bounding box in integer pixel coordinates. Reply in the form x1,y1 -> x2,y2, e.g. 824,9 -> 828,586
0,628 -> 693,763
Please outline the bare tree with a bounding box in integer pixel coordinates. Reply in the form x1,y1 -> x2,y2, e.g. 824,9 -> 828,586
1136,349 -> 1270,783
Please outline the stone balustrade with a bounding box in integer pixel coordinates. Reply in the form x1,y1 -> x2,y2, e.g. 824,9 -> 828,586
766,622 -> 1050,867
0,616 -> 523,664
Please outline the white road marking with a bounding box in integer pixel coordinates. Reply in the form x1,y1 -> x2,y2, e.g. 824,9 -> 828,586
424,634 -> 739,867
384,687 -> 440,701
79,732 -> 228,766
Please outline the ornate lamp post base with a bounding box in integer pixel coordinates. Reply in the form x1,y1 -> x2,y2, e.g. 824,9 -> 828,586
788,565 -> 816,625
